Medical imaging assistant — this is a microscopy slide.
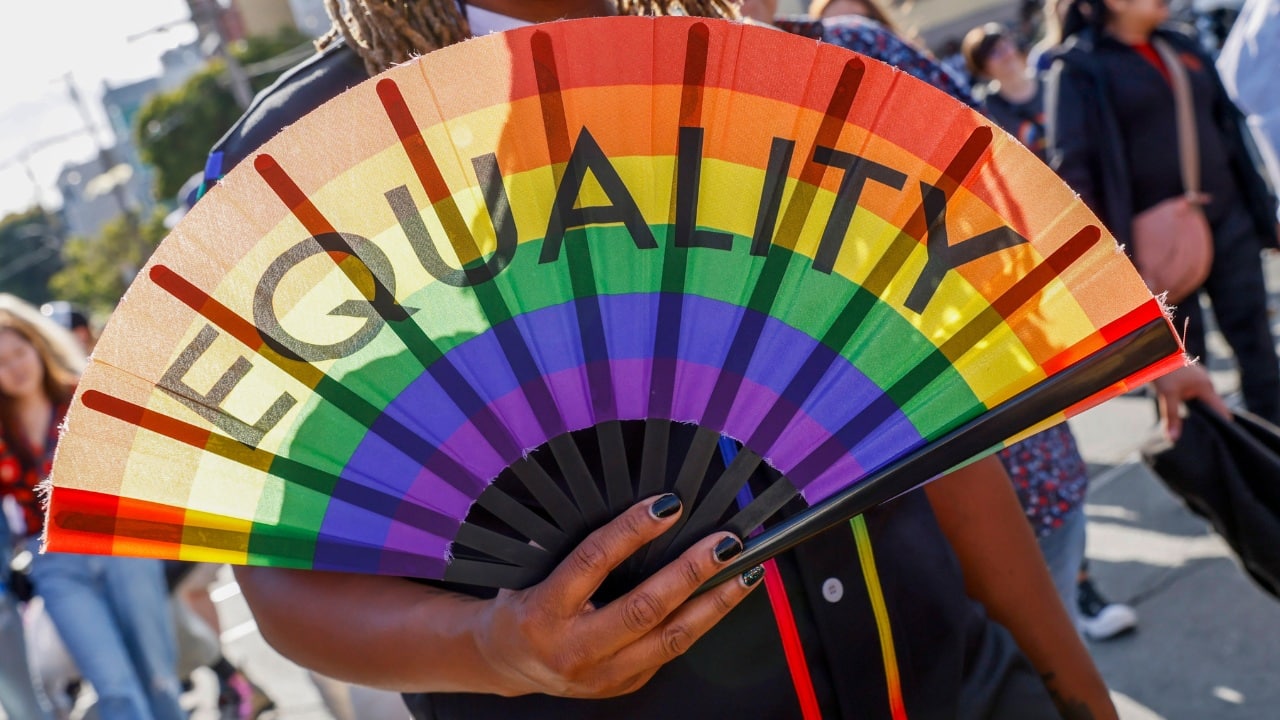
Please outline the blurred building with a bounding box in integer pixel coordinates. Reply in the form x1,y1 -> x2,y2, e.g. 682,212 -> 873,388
288,0 -> 330,38
54,151 -> 147,239
231,0 -> 298,38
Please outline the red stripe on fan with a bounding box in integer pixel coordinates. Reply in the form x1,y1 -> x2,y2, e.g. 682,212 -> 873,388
149,264 -> 326,389
150,266 -> 266,352
80,391 -> 273,473
254,154 -> 337,238
376,79 -> 455,205
760,559 -> 824,720
83,389 -> 214,450
1040,298 -> 1170,376
775,58 -> 864,243
1099,298 -> 1168,343
45,486 -> 121,554
899,128 -> 991,242
679,22 -> 710,126
530,30 -> 573,167
799,58 -> 864,190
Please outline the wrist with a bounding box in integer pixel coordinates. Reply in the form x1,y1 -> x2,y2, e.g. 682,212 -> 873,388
404,588 -> 527,696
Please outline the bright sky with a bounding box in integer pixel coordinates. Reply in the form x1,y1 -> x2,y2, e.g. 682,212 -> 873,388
0,0 -> 197,219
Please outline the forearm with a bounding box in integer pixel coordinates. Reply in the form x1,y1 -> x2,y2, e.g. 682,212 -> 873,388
234,566 -> 506,694
234,497 -> 762,701
925,455 -> 1117,720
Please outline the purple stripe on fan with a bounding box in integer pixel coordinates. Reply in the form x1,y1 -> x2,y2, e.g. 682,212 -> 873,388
340,293 -> 921,529
310,513 -> 450,576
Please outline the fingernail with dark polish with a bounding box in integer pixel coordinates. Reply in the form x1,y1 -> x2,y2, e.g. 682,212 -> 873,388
650,494 -> 681,519
741,565 -> 765,587
713,536 -> 743,563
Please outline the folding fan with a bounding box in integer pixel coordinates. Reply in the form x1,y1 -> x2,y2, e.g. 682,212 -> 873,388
45,16 -> 1184,593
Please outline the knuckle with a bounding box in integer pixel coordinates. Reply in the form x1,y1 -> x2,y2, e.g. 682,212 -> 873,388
615,509 -> 648,543
660,623 -> 694,658
569,537 -> 609,576
711,588 -> 738,616
546,642 -> 590,680
620,590 -> 664,633
678,557 -> 706,587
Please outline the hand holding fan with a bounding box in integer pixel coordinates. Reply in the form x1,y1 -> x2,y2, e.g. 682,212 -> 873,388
45,17 -> 1183,592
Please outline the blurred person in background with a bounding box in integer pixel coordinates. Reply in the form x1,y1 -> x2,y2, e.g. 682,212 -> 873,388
0,294 -> 187,720
39,302 -> 95,357
0,503 -> 51,719
1218,0 -> 1280,218
1030,0 -> 1069,70
1046,0 -> 1280,426
964,23 -> 1046,153
807,0 -> 894,23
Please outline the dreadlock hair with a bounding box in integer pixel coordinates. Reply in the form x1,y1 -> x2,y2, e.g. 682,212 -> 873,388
320,0 -> 739,76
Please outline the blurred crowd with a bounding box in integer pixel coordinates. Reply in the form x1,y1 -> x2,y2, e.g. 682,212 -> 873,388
2,0 -> 1278,718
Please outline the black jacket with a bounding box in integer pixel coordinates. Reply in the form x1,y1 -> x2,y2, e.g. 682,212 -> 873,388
1044,26 -> 1277,253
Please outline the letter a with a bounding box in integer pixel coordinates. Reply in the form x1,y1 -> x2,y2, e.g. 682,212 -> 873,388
541,127 -> 658,263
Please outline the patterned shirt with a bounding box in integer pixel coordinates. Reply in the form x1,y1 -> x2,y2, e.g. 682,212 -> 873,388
772,15 -> 978,108
0,401 -> 69,537
997,423 -> 1089,538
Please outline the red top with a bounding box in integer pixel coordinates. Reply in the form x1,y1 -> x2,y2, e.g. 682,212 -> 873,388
1132,41 -> 1172,85
0,400 -> 69,537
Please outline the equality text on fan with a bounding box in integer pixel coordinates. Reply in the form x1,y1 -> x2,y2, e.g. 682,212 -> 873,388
158,112 -> 1030,450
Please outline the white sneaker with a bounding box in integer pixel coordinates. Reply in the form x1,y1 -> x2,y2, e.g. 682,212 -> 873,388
1077,578 -> 1138,640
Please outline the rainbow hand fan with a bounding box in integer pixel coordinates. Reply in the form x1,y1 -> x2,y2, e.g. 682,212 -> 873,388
46,16 -> 1183,591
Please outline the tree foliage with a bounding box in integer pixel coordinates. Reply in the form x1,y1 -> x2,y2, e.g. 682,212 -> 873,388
49,209 -> 169,317
136,27 -> 313,201
0,208 -> 63,305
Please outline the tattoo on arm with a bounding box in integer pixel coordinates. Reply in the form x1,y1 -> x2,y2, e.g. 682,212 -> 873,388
1041,672 -> 1096,720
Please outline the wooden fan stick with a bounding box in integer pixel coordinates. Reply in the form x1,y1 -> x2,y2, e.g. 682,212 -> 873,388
705,316 -> 1180,590
256,156 -> 528,470
789,224 -> 1103,485
468,485 -> 566,552
717,128 -> 1002,534
442,558 -> 544,588
638,426 -> 722,566
507,455 -> 588,537
700,56 -> 868,440
453,523 -> 555,571
596,420 -> 634,516
665,443 -> 764,555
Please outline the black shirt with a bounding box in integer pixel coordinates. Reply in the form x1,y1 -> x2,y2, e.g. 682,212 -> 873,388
1076,34 -> 1239,223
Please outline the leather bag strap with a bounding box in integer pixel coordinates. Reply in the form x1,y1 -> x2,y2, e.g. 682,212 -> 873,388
1151,37 -> 1200,198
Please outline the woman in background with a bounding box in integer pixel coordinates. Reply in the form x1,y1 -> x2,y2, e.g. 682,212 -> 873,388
1046,0 -> 1280,424
0,294 -> 187,720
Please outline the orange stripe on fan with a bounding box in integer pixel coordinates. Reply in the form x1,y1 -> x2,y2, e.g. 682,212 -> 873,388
254,154 -> 337,238
1041,298 -> 1170,376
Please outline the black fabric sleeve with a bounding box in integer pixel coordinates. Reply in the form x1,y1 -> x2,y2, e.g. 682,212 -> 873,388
1044,58 -> 1104,223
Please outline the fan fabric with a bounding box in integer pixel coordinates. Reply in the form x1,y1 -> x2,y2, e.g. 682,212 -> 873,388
45,17 -> 1182,589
